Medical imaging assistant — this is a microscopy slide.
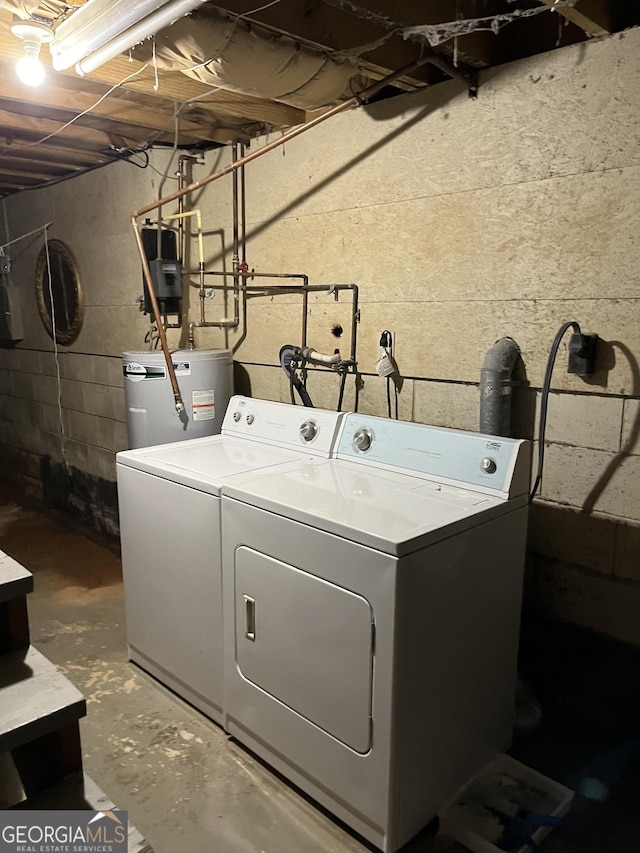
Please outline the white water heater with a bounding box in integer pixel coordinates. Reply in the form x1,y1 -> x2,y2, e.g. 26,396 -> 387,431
123,349 -> 233,449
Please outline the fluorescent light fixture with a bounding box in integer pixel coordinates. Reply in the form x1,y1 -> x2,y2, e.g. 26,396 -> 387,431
76,0 -> 208,76
11,21 -> 53,87
50,0 -> 208,75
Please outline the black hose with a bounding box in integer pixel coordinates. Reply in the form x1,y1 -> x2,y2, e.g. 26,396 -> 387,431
279,344 -> 314,407
530,321 -> 581,502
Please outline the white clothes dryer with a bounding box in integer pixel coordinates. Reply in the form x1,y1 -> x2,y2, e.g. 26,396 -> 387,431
221,414 -> 531,851
116,396 -> 346,724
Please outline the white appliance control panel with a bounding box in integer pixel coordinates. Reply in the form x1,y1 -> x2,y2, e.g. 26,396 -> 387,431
222,396 -> 344,455
337,414 -> 530,499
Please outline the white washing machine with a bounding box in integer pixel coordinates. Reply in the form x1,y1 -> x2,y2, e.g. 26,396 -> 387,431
116,396 -> 346,725
221,414 -> 531,852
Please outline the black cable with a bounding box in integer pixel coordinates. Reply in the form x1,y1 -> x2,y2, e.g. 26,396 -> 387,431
289,364 -> 296,405
529,320 -> 581,503
112,149 -> 150,169
380,329 -> 399,419
337,370 -> 347,412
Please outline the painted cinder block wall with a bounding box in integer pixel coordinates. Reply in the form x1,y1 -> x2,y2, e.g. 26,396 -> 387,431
0,30 -> 639,642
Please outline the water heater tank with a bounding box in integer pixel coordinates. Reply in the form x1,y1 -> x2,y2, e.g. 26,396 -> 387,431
122,349 -> 233,449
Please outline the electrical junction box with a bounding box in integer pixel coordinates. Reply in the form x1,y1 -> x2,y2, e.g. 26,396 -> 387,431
568,333 -> 598,376
149,257 -> 183,301
140,227 -> 181,315
0,261 -> 24,345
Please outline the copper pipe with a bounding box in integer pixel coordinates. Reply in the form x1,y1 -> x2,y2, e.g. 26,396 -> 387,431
189,276 -> 358,363
131,220 -> 184,414
199,260 -> 206,324
190,271 -> 310,281
231,142 -> 241,329
177,162 -> 185,262
133,57 -> 431,220
177,158 -> 187,339
232,142 -> 240,270
240,142 -> 247,267
131,61 -> 424,414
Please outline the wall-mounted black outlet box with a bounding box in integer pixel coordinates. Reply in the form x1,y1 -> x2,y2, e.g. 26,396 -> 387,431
568,333 -> 598,376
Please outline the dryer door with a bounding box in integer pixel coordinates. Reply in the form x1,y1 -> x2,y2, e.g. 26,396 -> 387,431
235,546 -> 374,753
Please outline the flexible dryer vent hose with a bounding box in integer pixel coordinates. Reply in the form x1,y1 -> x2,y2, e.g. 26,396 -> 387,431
479,337 -> 520,437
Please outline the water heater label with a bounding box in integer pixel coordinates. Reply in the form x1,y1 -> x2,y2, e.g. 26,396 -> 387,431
124,362 -> 166,381
193,389 -> 215,421
173,361 -> 192,376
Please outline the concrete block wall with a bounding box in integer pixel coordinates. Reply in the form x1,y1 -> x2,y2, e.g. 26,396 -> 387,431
0,161 -> 153,530
1,29 -> 639,642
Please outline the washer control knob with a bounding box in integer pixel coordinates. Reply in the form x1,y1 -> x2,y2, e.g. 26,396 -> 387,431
481,457 -> 497,474
246,414 -> 255,425
233,411 -> 241,422
353,428 -> 373,452
300,420 -> 317,442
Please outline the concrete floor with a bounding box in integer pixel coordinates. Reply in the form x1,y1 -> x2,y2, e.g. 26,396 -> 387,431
2,491 -> 640,853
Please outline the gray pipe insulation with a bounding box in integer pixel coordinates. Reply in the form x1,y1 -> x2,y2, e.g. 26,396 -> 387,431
480,337 -> 520,437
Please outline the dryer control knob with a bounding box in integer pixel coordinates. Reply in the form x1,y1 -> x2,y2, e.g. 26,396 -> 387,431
233,411 -> 241,422
481,457 -> 497,474
353,428 -> 373,452
246,414 -> 255,425
300,420 -> 317,441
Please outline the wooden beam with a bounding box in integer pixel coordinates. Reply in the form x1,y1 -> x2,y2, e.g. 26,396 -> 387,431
0,177 -> 42,190
0,63 -> 227,144
0,153 -> 72,175
537,0 -> 612,36
0,165 -> 60,182
0,12 -> 305,131
0,108 -> 246,150
0,142 -> 112,166
0,106 -> 132,150
0,100 -> 214,148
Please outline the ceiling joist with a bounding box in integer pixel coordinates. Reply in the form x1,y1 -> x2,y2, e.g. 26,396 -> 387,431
538,0 -> 612,37
0,0 -> 637,196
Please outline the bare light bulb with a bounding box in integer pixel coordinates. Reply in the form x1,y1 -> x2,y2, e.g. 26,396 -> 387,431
11,21 -> 52,88
16,48 -> 46,86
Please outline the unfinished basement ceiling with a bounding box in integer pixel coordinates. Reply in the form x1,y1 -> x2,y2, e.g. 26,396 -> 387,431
0,0 -> 637,197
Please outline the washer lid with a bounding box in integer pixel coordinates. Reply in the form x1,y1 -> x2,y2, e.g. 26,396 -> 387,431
222,458 -> 520,556
116,435 -> 303,495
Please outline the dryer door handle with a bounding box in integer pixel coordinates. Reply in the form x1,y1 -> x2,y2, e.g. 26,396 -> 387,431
244,595 -> 256,641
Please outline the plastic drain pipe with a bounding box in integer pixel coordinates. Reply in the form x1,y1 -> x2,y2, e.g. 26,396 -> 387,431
479,337 -> 520,437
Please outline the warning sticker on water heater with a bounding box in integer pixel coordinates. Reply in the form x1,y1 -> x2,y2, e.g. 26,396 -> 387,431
173,361 -> 191,376
192,389 -> 215,421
